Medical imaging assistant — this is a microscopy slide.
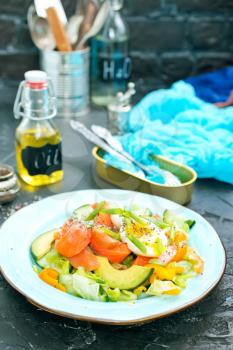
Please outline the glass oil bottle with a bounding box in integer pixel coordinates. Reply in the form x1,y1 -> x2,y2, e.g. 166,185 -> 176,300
91,0 -> 131,106
14,70 -> 63,186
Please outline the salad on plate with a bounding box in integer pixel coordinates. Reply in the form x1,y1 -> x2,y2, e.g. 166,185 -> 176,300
31,201 -> 204,302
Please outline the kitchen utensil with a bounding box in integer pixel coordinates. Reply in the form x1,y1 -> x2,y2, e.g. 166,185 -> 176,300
91,124 -> 181,186
46,7 -> 72,52
66,15 -> 84,45
66,0 -> 85,45
77,0 -> 99,47
77,0 -> 110,49
70,120 -> 136,166
34,0 -> 67,24
27,4 -> 56,50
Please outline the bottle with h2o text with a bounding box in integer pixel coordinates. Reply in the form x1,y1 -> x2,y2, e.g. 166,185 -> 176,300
91,0 -> 131,106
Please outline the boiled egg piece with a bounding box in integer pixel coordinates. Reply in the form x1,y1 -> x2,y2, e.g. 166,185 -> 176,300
120,221 -> 168,257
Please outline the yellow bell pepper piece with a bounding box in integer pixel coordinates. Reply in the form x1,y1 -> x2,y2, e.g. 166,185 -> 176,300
155,265 -> 177,280
164,285 -> 181,295
167,262 -> 185,274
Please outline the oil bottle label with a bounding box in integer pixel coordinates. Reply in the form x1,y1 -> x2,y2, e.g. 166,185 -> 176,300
22,143 -> 62,176
100,56 -> 132,82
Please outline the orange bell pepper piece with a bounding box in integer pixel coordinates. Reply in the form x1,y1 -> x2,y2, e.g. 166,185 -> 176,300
39,268 -> 66,292
174,231 -> 188,244
185,247 -> 204,274
43,268 -> 59,279
39,269 -> 58,287
56,283 -> 67,292
172,241 -> 187,262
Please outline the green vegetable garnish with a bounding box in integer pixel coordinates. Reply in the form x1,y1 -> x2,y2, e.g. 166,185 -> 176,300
85,201 -> 106,221
149,259 -> 166,266
169,225 -> 176,244
155,237 -> 166,255
102,208 -> 123,215
102,208 -> 145,225
101,227 -> 121,241
122,255 -> 135,267
185,220 -> 196,229
127,234 -> 147,254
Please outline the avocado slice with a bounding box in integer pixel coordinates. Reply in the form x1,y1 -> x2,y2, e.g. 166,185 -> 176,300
31,229 -> 57,260
96,257 -> 152,290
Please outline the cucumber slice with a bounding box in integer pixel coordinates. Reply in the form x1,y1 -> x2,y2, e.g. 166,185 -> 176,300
36,255 -> 48,268
163,210 -> 190,232
72,204 -> 93,221
31,229 -> 57,260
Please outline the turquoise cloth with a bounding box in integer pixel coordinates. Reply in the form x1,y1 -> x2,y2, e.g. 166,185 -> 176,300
104,81 -> 233,185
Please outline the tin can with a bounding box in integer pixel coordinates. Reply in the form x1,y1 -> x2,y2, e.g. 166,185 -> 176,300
40,48 -> 90,117
92,147 -> 197,205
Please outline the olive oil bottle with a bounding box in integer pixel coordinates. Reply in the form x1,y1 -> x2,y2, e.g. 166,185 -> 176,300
14,71 -> 63,186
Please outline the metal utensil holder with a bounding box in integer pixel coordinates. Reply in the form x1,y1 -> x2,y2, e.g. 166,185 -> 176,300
40,48 -> 90,117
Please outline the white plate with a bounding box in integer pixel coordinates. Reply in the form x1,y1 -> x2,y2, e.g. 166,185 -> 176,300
0,190 -> 226,325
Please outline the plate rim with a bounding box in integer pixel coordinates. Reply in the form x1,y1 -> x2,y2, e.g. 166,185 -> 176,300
0,189 -> 227,325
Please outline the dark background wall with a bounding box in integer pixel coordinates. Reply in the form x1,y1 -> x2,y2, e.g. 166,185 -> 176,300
0,0 -> 233,95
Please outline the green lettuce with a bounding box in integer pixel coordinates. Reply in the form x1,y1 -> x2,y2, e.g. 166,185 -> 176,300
146,279 -> 181,296
72,274 -> 107,301
37,248 -> 70,274
105,287 -> 137,302
59,274 -> 77,295
173,273 -> 195,289
59,268 -> 138,302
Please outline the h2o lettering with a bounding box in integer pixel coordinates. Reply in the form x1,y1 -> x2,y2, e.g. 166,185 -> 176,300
103,57 -> 132,81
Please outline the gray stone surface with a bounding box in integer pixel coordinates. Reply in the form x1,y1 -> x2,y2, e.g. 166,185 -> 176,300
0,89 -> 232,349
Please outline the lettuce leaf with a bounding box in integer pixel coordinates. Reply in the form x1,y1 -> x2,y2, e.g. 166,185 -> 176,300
173,260 -> 193,273
37,248 -> 70,274
72,274 -> 107,301
75,267 -> 106,284
105,287 -> 137,302
60,269 -> 137,302
173,273 -> 195,289
146,279 -> 181,296
59,274 -> 77,295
